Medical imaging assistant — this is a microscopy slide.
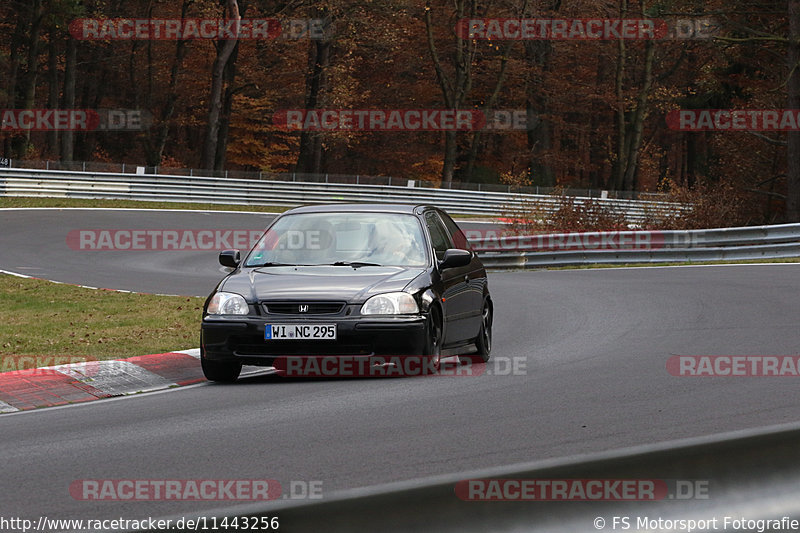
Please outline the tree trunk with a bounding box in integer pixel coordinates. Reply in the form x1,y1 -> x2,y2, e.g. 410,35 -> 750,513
20,0 -> 44,111
424,0 -> 476,187
589,58 -> 612,189
3,6 -> 25,158
523,0 -> 558,187
524,38 -> 555,187
686,135 -> 697,188
622,39 -> 656,191
463,1 -> 526,181
46,38 -> 60,158
144,0 -> 193,167
76,43 -> 107,162
202,0 -> 241,170
296,34 -> 331,175
60,37 -> 77,162
612,0 -> 629,191
442,131 -> 458,186
11,0 -> 44,158
215,42 -> 240,170
787,0 -> 800,222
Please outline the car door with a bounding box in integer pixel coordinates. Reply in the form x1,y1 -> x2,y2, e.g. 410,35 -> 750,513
423,210 -> 473,345
436,210 -> 486,338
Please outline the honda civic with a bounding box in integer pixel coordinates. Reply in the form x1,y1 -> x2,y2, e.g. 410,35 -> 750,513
200,204 -> 492,382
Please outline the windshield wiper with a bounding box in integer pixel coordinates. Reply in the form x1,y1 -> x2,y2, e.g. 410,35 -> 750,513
328,261 -> 383,268
250,262 -> 303,267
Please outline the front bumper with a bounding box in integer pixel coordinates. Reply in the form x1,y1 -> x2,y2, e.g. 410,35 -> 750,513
201,314 -> 427,366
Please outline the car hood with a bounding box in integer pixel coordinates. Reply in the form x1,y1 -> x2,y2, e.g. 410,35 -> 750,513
220,266 -> 426,302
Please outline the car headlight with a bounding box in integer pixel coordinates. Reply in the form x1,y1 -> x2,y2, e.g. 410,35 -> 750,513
361,292 -> 419,315
207,292 -> 249,315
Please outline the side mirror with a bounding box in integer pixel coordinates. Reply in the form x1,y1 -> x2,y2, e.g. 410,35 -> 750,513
219,249 -> 241,268
439,248 -> 472,269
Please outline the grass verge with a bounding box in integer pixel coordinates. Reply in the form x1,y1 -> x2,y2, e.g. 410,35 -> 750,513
0,196 -> 496,219
0,274 -> 204,367
0,196 -> 288,213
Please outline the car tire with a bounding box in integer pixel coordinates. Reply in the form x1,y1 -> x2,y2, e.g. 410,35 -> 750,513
460,299 -> 492,364
423,306 -> 442,374
201,354 -> 242,382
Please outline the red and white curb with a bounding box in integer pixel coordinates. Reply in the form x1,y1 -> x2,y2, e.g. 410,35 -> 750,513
0,349 -> 277,413
0,349 -> 205,413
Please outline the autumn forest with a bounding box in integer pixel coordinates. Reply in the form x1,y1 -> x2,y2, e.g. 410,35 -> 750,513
1,1 -> 799,223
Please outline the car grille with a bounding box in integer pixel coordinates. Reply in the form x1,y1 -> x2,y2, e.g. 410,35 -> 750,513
262,302 -> 346,315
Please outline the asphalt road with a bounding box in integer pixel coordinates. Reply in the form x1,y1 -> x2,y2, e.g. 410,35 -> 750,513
0,208 -> 502,296
0,208 -> 281,296
1,209 -> 800,525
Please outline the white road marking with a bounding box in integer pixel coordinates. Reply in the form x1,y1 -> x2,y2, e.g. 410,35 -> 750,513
176,348 -> 201,359
0,400 -> 20,413
48,360 -> 176,396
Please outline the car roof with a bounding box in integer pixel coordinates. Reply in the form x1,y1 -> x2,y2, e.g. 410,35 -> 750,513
282,203 -> 435,215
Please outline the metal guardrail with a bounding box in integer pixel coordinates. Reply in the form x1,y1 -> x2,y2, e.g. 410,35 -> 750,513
0,168 -> 679,224
141,421 -> 800,532
470,225 -> 800,250
4,168 -> 794,266
1,158 -> 669,200
470,224 -> 800,268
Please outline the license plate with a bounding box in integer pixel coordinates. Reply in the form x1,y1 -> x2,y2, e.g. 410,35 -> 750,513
265,324 -> 337,340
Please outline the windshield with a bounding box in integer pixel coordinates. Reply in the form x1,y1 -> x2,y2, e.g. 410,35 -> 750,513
244,212 -> 428,267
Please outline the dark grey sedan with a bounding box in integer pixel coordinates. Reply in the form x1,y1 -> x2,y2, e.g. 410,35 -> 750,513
200,204 -> 492,382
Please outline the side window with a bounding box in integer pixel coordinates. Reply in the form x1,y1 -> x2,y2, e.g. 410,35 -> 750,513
424,211 -> 452,261
438,211 -> 472,251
